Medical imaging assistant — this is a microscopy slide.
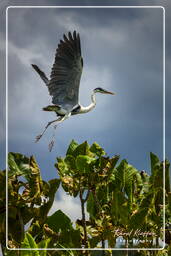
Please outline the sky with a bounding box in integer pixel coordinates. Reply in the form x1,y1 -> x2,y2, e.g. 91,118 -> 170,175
6,6 -> 164,174
0,0 -> 171,234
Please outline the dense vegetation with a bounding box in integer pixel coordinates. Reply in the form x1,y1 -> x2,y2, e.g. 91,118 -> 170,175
0,140 -> 170,255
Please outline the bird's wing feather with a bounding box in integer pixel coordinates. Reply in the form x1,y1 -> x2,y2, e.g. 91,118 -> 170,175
48,31 -> 83,111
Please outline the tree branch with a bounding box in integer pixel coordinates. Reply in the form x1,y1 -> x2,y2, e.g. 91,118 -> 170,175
80,189 -> 88,249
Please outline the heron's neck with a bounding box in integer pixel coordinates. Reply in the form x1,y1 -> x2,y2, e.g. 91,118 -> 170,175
80,91 -> 96,113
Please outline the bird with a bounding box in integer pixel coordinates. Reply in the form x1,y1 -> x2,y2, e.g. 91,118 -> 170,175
32,31 -> 115,142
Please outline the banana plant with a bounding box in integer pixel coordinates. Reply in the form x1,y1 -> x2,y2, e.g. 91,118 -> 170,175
1,141 -> 170,255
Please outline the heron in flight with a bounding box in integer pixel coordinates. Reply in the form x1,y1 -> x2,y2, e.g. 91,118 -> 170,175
32,31 -> 115,142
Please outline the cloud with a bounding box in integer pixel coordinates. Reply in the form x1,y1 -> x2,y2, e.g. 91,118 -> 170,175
49,189 -> 89,223
4,6 -> 166,176
8,41 -> 43,67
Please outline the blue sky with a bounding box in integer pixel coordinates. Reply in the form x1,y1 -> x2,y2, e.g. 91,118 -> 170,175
0,0 -> 171,225
6,7 -> 163,177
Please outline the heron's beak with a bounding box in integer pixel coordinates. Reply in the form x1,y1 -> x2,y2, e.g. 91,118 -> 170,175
105,90 -> 115,95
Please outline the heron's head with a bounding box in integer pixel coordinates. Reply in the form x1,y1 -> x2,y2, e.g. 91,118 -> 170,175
93,87 -> 115,95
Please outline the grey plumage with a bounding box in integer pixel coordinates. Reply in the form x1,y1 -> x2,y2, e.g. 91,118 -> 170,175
31,64 -> 49,85
32,31 -> 83,113
49,31 -> 83,110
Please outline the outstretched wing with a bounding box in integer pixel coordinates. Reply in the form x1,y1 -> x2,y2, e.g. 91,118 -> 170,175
48,31 -> 83,111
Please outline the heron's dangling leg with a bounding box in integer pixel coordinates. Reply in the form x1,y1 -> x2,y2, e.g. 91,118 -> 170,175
35,113 -> 71,142
54,112 -> 71,126
35,117 -> 62,142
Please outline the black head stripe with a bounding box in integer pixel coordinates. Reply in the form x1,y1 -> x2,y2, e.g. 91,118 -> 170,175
94,87 -> 103,91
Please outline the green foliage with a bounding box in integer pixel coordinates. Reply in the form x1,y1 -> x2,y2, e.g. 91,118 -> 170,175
76,155 -> 95,174
1,153 -> 60,250
22,232 -> 39,250
66,139 -> 79,155
20,232 -> 50,256
8,152 -> 30,177
0,141 -> 170,256
46,210 -> 72,233
87,191 -> 97,219
89,142 -> 106,157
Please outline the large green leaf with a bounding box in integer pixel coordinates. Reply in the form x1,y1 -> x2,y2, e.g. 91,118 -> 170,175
38,238 -> 51,249
96,185 -> 110,205
48,179 -> 60,194
140,191 -> 154,208
111,190 -> 128,225
56,155 -> 77,176
150,162 -> 163,190
124,165 -> 138,197
65,155 -> 76,171
46,210 -> 72,233
90,142 -> 106,157
134,171 -> 143,188
72,141 -> 90,157
56,157 -> 69,175
56,229 -> 81,248
22,232 -> 38,248
115,160 -> 138,191
66,139 -> 79,155
111,161 -> 142,216
87,191 -> 97,219
150,152 -> 160,175
38,238 -> 51,255
129,208 -> 149,231
8,153 -> 30,177
76,155 -> 95,174
115,159 -> 127,188
21,233 -> 39,255
99,156 -> 110,170
68,229 -> 81,248
129,192 -> 154,230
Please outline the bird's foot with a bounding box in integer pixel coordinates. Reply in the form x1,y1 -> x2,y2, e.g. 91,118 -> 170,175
35,134 -> 42,143
48,139 -> 55,152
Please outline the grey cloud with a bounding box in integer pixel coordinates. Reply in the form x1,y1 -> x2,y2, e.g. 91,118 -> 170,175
0,5 -> 169,175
